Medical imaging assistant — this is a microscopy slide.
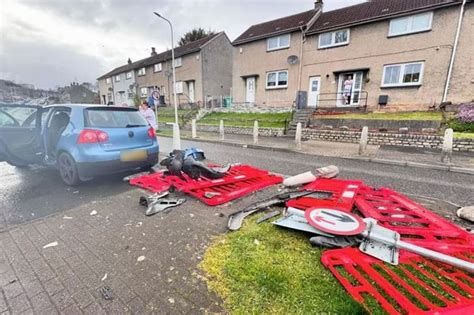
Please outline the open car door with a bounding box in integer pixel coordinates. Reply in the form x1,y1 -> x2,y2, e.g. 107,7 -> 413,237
0,104 -> 44,166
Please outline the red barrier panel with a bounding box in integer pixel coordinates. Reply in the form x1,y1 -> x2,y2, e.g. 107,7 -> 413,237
286,178 -> 363,211
355,186 -> 474,251
322,248 -> 474,315
130,164 -> 283,206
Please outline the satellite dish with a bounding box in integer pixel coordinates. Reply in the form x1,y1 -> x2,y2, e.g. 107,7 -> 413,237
287,55 -> 299,65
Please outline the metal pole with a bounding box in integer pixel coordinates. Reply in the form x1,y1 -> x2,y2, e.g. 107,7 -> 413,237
153,12 -> 178,125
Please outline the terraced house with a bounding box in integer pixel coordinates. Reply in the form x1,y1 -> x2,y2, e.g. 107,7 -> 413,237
98,32 -> 232,107
232,0 -> 473,111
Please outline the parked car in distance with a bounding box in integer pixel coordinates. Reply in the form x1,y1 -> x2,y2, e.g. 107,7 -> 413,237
0,104 -> 159,185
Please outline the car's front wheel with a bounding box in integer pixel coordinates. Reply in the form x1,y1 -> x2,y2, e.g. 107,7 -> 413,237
57,152 -> 81,186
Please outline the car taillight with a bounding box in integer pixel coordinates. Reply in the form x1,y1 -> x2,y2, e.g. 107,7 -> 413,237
148,127 -> 156,138
77,129 -> 109,144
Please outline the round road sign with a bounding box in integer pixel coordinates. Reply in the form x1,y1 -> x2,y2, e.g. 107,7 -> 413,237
305,208 -> 366,236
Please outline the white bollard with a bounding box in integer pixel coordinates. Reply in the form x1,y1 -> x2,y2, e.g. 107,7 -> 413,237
172,123 -> 181,150
253,120 -> 259,144
359,126 -> 369,155
191,119 -> 197,139
219,120 -> 225,140
441,128 -> 453,163
295,122 -> 302,149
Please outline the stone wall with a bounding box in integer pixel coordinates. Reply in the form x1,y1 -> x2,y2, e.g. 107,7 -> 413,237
158,122 -> 285,137
302,129 -> 474,152
310,119 -> 441,131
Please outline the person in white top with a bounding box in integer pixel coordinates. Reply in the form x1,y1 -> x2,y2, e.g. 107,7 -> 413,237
343,75 -> 353,105
139,101 -> 157,130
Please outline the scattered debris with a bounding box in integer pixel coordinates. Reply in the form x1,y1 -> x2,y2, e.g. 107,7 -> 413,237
228,190 -> 319,231
253,239 -> 260,245
145,198 -> 186,216
90,210 -> 97,216
63,216 -> 73,220
283,165 -> 339,187
457,206 -> 474,223
256,210 -> 281,224
139,191 -> 169,207
101,273 -> 108,281
204,191 -> 221,199
168,298 -> 175,304
137,256 -> 146,262
43,241 -> 58,249
99,286 -> 114,300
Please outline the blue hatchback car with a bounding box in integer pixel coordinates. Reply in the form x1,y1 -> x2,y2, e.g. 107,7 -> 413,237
0,104 -> 159,185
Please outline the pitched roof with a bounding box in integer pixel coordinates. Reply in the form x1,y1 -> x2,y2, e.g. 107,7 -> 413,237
307,0 -> 462,34
232,9 -> 317,45
98,32 -> 222,80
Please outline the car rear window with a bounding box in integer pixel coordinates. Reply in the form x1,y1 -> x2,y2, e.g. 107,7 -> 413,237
85,108 -> 148,128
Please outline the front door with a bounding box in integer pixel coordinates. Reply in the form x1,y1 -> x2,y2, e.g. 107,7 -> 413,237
308,76 -> 321,108
188,81 -> 195,102
337,71 -> 363,106
0,105 -> 43,164
246,77 -> 255,103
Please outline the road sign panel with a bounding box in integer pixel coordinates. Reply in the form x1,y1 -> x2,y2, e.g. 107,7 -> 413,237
305,208 -> 366,235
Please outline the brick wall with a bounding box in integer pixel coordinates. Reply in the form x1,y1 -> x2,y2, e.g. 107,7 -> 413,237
302,129 -> 474,152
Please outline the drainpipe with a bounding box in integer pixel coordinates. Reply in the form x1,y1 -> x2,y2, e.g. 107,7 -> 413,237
442,0 -> 467,103
297,26 -> 305,92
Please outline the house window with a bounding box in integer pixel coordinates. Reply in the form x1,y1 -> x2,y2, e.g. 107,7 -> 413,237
106,78 -> 111,84
318,29 -> 350,48
154,63 -> 162,72
114,75 -> 120,82
140,87 -> 148,97
267,34 -> 291,51
126,71 -> 132,79
266,70 -> 288,89
382,62 -> 424,87
174,81 -> 183,94
138,67 -> 146,76
173,57 -> 182,68
389,12 -> 433,36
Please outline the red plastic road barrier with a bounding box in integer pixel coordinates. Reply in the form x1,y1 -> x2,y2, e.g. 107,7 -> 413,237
355,186 -> 474,251
130,164 -> 283,206
322,247 -> 474,315
286,178 -> 363,211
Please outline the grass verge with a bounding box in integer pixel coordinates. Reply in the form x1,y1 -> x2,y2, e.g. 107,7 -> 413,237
199,214 -> 368,314
453,132 -> 474,139
316,111 -> 442,121
157,108 -> 196,123
199,112 -> 292,128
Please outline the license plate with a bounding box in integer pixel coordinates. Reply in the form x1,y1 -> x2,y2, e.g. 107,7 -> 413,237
120,150 -> 147,162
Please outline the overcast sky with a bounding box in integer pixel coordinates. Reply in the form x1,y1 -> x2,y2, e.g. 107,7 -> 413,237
0,0 -> 365,89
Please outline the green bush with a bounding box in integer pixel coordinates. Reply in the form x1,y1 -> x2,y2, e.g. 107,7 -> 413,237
447,119 -> 474,132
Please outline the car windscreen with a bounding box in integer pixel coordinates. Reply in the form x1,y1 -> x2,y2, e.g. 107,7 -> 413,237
85,108 -> 148,128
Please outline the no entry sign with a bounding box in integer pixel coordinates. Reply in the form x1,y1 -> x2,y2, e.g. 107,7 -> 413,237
305,208 -> 366,236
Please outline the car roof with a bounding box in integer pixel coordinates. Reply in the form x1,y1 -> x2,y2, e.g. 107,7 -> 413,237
45,104 -> 138,110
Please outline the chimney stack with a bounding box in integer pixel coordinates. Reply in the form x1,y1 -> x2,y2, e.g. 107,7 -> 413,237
314,0 -> 323,11
127,58 -> 132,64
151,47 -> 157,56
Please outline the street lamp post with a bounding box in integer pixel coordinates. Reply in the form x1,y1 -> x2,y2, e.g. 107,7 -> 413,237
154,12 -> 180,149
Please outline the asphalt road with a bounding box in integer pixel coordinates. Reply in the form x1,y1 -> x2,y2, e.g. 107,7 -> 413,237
0,135 -> 473,230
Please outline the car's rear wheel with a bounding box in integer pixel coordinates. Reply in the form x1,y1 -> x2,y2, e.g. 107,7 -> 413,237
58,152 -> 81,186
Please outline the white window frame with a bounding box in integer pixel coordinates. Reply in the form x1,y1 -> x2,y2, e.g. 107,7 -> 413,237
381,62 -> 425,87
388,12 -> 433,37
174,81 -> 184,94
106,78 -> 111,84
154,63 -> 162,72
266,70 -> 288,89
126,71 -> 132,79
266,34 -> 291,51
318,29 -> 350,49
140,87 -> 148,97
138,67 -> 146,76
173,57 -> 182,68
114,75 -> 120,82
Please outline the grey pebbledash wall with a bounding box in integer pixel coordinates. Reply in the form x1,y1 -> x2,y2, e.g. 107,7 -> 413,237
302,129 -> 474,152
157,122 -> 285,137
